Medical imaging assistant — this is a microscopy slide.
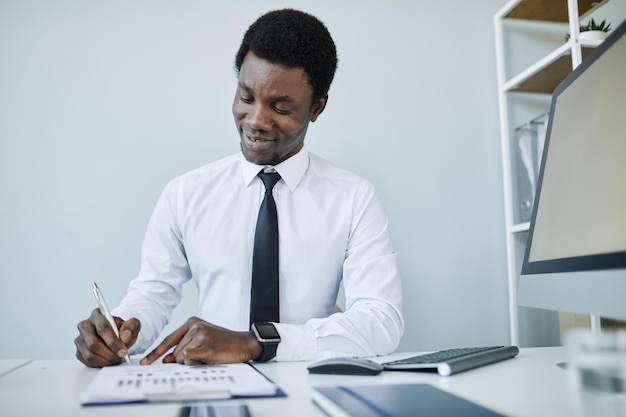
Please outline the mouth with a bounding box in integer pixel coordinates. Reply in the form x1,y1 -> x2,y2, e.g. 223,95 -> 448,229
246,132 -> 275,142
243,130 -> 276,147
250,136 -> 274,142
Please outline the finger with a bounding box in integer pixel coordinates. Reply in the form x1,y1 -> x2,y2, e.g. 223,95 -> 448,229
170,329 -> 197,362
170,318 -> 215,364
75,341 -> 106,368
74,333 -> 121,367
77,317 -> 123,366
162,352 -> 177,364
92,309 -> 129,359
75,335 -> 121,367
180,348 -> 208,366
140,323 -> 188,365
75,345 -> 92,367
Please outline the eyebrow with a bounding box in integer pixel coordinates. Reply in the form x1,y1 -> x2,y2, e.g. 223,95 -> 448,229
238,82 -> 296,103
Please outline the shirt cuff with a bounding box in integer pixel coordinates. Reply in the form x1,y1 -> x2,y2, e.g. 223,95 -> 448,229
273,323 -> 318,361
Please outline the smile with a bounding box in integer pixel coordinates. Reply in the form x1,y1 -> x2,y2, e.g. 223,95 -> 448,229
245,131 -> 275,143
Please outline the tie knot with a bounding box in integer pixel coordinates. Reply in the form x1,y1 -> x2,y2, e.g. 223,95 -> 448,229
258,171 -> 281,192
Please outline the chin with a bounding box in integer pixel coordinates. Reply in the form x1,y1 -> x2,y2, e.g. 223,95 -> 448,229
240,145 -> 278,166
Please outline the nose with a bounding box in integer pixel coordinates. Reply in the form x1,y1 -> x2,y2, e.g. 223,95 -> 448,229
247,104 -> 274,131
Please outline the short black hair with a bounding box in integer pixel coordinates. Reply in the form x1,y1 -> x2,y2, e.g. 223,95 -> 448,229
235,9 -> 338,103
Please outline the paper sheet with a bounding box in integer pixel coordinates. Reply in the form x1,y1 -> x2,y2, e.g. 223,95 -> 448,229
80,363 -> 278,405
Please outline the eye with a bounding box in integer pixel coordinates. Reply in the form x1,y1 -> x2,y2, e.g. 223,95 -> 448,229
273,106 -> 291,115
239,95 -> 253,104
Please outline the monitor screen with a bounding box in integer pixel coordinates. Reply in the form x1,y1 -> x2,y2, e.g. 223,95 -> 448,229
518,18 -> 626,320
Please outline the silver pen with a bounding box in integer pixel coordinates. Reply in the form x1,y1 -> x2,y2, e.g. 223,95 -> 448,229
92,282 -> 131,365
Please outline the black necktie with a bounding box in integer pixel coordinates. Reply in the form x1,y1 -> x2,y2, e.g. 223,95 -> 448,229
250,171 -> 281,326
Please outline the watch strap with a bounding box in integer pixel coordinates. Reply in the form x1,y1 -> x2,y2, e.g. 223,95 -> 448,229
254,340 -> 279,362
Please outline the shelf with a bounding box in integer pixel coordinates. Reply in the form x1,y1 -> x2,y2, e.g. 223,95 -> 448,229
494,0 -> 614,347
509,222 -> 530,233
504,43 -> 598,94
504,0 -> 608,22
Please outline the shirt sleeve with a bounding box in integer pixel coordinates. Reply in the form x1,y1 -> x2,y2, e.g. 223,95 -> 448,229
274,183 -> 404,361
112,177 -> 192,354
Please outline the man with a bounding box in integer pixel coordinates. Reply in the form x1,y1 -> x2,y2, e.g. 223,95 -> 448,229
75,8 -> 403,367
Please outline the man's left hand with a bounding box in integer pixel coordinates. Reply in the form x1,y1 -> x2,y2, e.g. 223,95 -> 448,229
140,317 -> 263,365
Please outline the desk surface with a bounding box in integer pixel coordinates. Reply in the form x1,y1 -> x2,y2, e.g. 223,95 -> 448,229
0,359 -> 31,378
0,347 -> 578,417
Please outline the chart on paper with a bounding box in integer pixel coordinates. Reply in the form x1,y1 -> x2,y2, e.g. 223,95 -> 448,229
80,363 -> 279,405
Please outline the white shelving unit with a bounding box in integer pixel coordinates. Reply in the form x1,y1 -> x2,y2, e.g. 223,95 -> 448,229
493,0 -> 612,346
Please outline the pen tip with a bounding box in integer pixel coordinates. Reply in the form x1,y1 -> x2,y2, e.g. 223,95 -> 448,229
92,282 -> 98,289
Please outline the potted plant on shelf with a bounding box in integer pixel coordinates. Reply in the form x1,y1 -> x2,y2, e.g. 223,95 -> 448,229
566,18 -> 612,42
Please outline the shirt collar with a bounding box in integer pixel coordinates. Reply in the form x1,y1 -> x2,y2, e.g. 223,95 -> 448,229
241,146 -> 309,192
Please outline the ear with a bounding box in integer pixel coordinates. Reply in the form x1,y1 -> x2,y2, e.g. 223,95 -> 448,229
310,95 -> 328,122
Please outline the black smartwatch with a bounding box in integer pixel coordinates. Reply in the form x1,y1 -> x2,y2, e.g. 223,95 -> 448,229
251,322 -> 281,362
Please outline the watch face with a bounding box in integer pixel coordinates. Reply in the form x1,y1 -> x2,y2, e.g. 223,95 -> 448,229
255,323 -> 280,340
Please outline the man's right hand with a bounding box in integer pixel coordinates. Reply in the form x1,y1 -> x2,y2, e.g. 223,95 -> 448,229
75,308 -> 141,367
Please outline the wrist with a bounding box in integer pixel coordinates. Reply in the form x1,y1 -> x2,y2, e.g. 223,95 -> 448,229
246,331 -> 264,361
250,322 -> 281,362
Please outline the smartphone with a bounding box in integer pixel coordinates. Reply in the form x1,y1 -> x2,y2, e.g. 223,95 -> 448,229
178,404 -> 250,417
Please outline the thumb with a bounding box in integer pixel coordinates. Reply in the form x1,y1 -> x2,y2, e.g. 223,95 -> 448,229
117,317 -> 141,346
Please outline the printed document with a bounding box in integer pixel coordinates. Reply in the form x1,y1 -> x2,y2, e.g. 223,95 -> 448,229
80,363 -> 278,405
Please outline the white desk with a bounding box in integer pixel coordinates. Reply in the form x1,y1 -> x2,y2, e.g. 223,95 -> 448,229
0,359 -> 31,378
0,347 -> 579,417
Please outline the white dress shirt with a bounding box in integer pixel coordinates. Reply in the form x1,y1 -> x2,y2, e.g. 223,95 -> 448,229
113,147 -> 403,361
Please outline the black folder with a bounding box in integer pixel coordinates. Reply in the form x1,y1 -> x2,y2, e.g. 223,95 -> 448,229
312,383 -> 506,417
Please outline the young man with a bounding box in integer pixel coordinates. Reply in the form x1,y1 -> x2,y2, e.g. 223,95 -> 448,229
75,8 -> 403,367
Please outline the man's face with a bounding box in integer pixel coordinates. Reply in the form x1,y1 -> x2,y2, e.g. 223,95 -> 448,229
233,51 -> 326,165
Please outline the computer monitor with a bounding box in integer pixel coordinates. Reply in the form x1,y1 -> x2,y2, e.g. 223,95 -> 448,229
518,18 -> 626,321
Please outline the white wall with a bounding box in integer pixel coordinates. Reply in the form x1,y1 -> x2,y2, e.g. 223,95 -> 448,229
0,0 -> 509,359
